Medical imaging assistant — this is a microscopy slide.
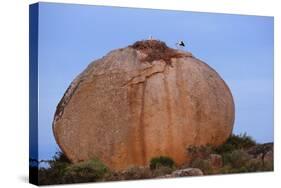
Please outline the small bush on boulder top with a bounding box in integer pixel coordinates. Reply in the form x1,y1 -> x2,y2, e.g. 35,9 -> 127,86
149,156 -> 175,170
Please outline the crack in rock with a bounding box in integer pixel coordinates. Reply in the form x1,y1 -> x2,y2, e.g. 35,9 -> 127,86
122,63 -> 168,87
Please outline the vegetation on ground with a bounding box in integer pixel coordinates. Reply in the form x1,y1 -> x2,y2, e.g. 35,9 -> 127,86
30,133 -> 273,185
214,133 -> 256,154
149,156 -> 175,170
187,133 -> 273,174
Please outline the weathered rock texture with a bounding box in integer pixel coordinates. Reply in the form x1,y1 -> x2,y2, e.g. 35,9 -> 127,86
53,40 -> 235,171
170,168 -> 204,177
158,168 -> 204,178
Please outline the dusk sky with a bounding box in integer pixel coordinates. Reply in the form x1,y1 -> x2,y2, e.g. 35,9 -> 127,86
36,2 -> 274,160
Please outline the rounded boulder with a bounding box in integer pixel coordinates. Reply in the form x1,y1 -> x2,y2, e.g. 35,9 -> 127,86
53,40 -> 235,170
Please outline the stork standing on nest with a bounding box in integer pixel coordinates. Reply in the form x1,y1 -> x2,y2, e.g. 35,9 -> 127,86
176,40 -> 186,50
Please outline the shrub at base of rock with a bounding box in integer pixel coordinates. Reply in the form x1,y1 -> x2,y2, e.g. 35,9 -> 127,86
187,145 -> 223,174
190,158 -> 212,174
36,135 -> 273,184
209,154 -> 223,169
214,133 -> 256,154
222,150 -> 251,169
149,156 -> 175,170
63,159 -> 109,183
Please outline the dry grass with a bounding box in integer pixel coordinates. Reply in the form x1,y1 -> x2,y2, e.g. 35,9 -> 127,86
130,40 -> 187,65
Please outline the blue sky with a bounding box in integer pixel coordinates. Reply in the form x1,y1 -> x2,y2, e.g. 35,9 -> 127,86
36,2 -> 274,160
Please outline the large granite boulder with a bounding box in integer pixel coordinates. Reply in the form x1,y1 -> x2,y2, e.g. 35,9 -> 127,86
53,40 -> 235,170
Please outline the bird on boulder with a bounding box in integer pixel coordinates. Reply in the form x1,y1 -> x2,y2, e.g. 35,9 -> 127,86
176,40 -> 185,49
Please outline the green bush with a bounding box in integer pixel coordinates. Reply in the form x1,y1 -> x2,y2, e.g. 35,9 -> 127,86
36,152 -> 109,185
63,159 -> 108,183
149,156 -> 175,170
215,133 -> 256,154
37,152 -> 71,185
35,133 -> 272,184
218,157 -> 273,174
185,134 -> 273,175
244,159 -> 264,172
222,149 -> 251,168
187,133 -> 256,157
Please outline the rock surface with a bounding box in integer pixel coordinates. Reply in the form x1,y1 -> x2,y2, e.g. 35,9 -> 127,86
160,168 -> 203,178
53,40 -> 235,170
171,168 -> 204,177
